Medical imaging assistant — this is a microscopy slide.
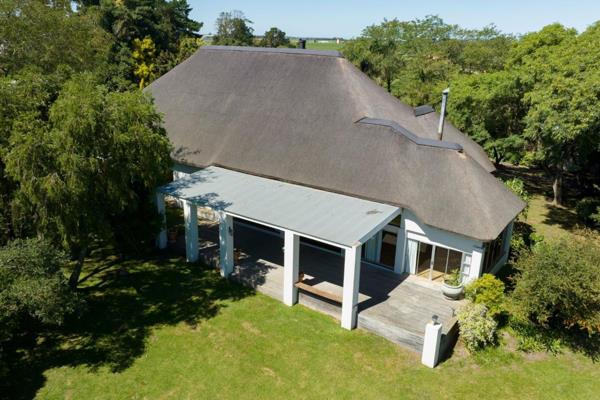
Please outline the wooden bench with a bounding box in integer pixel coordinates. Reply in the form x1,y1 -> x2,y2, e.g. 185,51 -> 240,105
294,273 -> 343,304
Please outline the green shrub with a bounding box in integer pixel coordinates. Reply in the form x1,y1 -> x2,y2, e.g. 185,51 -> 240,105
511,237 -> 600,335
509,222 -> 543,260
509,318 -> 563,354
457,302 -> 497,352
0,238 -> 80,341
576,197 -> 600,227
444,268 -> 462,286
504,178 -> 530,218
465,274 -> 506,318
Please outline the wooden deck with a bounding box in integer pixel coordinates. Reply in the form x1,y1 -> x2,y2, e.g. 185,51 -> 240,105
191,220 -> 462,353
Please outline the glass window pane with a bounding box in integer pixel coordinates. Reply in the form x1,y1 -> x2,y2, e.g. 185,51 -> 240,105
447,249 -> 463,273
416,242 -> 432,277
379,232 -> 397,268
432,247 -> 448,282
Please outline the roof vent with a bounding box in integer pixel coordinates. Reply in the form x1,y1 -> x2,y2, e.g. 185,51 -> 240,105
414,105 -> 435,117
297,39 -> 306,49
437,88 -> 450,140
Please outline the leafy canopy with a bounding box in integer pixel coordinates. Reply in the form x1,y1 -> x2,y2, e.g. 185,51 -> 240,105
5,74 -> 172,286
0,0 -> 111,76
511,237 -> 600,335
259,27 -> 290,48
212,10 -> 254,46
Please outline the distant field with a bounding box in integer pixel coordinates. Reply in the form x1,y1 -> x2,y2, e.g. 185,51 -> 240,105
290,39 -> 345,51
306,41 -> 345,51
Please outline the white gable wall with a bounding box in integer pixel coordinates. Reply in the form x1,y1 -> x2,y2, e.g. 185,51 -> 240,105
398,209 -> 486,283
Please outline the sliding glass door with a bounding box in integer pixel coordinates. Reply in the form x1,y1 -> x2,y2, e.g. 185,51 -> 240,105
410,240 -> 465,282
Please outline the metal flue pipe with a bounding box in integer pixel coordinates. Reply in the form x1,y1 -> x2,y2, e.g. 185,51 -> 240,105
437,88 -> 450,140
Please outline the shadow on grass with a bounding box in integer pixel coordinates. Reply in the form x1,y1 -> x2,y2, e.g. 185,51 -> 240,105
542,204 -> 580,232
3,253 -> 255,400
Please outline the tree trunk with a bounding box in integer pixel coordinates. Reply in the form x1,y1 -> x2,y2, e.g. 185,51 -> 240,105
68,246 -> 87,289
552,169 -> 563,206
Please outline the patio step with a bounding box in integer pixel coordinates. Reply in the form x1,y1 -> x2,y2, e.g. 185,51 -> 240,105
357,314 -> 424,353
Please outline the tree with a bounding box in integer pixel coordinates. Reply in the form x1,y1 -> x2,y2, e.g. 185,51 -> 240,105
447,70 -> 527,166
212,10 -> 254,46
79,0 -> 202,88
5,74 -> 172,288
132,37 -> 157,88
0,238 -> 80,377
346,18 -> 405,93
511,237 -> 600,335
0,67 -> 75,244
259,27 -> 290,48
0,0 -> 111,76
518,24 -> 600,204
343,16 -> 511,104
0,238 -> 78,330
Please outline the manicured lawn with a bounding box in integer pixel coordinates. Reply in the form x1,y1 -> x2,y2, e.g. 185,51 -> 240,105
7,255 -> 599,399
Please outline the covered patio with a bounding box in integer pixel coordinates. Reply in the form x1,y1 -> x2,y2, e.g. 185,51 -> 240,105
200,221 -> 459,352
156,166 -> 461,353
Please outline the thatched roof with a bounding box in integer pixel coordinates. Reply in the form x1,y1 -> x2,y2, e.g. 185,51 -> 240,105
146,46 -> 524,241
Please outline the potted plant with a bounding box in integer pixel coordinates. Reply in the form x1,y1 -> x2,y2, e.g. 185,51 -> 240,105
441,269 -> 463,300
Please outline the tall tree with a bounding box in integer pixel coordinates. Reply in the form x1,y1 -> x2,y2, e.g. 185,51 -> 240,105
259,27 -> 290,48
521,24 -> 600,205
5,74 -> 172,287
343,16 -> 511,104
212,10 -> 254,46
80,0 -> 202,88
0,0 -> 111,76
447,70 -> 527,166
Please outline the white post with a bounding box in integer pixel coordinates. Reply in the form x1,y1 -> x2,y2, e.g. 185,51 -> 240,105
467,245 -> 485,283
155,192 -> 167,249
219,212 -> 234,277
421,320 -> 443,368
183,200 -> 199,262
283,230 -> 300,306
341,245 -> 361,330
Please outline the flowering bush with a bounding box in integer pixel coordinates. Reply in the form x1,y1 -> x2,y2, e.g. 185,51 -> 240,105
457,302 -> 497,352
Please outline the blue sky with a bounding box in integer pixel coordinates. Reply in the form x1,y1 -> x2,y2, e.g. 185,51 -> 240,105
189,0 -> 599,38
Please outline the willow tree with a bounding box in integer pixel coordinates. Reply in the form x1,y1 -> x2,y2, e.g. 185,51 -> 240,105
5,74 -> 172,288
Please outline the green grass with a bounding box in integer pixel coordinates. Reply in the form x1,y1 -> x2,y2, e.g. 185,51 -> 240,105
6,256 -> 599,399
306,41 -> 344,51
497,164 -> 598,242
290,39 -> 345,51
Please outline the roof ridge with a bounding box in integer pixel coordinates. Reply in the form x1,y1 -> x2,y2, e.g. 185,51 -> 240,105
202,45 -> 342,58
356,117 -> 463,151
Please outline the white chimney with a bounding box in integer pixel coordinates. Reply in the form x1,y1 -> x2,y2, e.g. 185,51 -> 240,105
437,88 -> 450,140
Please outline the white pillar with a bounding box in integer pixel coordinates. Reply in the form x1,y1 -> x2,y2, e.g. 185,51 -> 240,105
466,245 -> 485,283
155,192 -> 167,249
421,320 -> 443,368
283,230 -> 300,306
183,200 -> 198,262
219,212 -> 234,277
341,245 -> 361,330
